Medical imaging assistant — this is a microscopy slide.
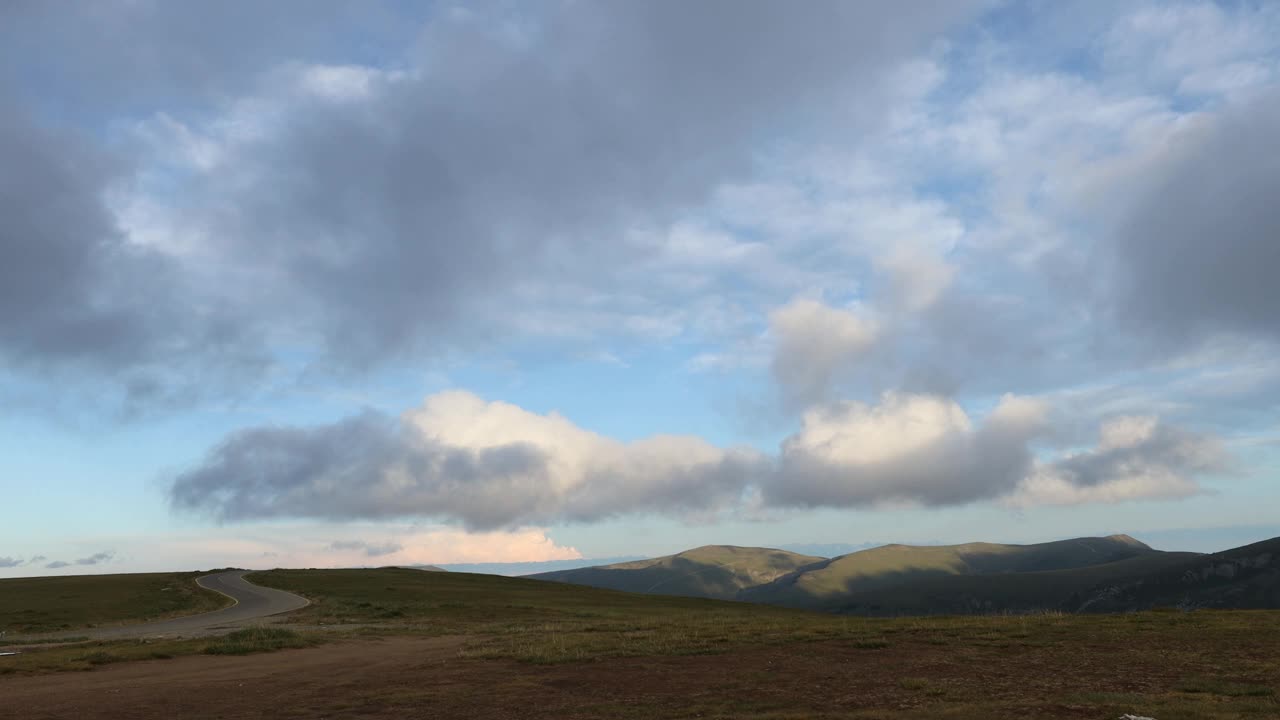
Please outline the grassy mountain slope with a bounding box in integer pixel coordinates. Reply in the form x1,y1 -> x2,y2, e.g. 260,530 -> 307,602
739,535 -> 1163,610
829,550 -> 1199,615
1074,535 -> 1280,612
527,545 -> 823,600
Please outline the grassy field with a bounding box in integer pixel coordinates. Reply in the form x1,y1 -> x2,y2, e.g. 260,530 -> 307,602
5,568 -> 1278,719
253,568 -> 1280,718
0,571 -> 232,633
0,627 -> 319,674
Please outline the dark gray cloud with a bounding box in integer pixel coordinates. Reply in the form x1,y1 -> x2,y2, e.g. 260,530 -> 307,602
75,551 -> 116,566
1108,89 -> 1280,348
327,540 -> 403,558
0,102 -> 134,366
0,556 -> 21,568
169,411 -> 557,530
0,95 -> 266,411
1053,423 -> 1223,489
169,392 -> 766,530
191,1 -> 982,368
0,1 -> 408,116
42,551 -> 116,570
0,1 -> 982,400
1006,416 -> 1226,506
1027,416 -> 1219,508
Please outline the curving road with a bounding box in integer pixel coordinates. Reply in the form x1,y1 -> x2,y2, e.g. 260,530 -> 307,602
80,570 -> 310,640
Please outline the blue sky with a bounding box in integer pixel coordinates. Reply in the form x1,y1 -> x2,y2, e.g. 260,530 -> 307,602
3,1 -> 1280,577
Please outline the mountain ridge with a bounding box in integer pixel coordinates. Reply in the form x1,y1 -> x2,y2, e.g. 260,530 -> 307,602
527,545 -> 822,600
524,534 -> 1280,615
738,535 -> 1162,609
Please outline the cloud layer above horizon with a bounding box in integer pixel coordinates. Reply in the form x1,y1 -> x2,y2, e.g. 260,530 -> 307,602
170,390 -> 1224,530
4,1 -> 1279,553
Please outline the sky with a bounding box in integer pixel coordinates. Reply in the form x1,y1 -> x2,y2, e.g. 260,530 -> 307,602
2,0 -> 1279,578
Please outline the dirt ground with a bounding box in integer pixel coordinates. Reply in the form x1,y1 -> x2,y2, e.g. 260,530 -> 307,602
5,631 -> 1269,720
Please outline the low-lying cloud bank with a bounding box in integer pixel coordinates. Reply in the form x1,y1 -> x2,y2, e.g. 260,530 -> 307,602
0,527 -> 581,578
327,540 -> 403,557
43,551 -> 115,570
170,391 -> 1226,530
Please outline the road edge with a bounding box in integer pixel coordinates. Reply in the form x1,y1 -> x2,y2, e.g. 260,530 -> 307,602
195,571 -> 242,610
241,570 -> 312,613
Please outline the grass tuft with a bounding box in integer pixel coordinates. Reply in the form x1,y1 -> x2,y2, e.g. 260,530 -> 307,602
76,651 -> 124,666
1179,679 -> 1276,697
203,627 -> 313,656
851,639 -> 890,649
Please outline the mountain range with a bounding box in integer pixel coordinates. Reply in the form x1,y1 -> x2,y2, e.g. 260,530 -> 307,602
527,534 -> 1280,615
529,545 -> 822,600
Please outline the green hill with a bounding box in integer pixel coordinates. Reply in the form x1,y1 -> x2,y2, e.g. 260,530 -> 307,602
526,535 -> 1280,615
828,550 -> 1199,615
738,535 -> 1164,610
0,571 -> 232,634
527,545 -> 823,600
1073,535 -> 1280,612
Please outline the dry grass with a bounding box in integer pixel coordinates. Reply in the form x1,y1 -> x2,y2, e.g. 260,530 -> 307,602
0,572 -> 231,634
0,628 -> 326,674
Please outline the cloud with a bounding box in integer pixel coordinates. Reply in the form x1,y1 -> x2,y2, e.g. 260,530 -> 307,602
770,298 -> 879,408
767,393 -> 1048,508
1006,416 -> 1226,507
327,540 -> 402,558
0,1 -> 984,405
171,390 -> 1224,529
42,551 -> 116,570
0,102 -> 145,369
1106,88 -> 1280,348
187,1 -> 982,369
875,247 -> 955,314
0,96 -> 265,411
1100,2 -> 1280,96
18,526 -> 583,574
171,391 -> 766,530
0,1 -> 401,113
76,551 -> 116,565
0,557 -> 21,568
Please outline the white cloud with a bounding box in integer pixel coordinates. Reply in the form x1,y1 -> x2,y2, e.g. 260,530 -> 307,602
770,393 -> 1047,508
0,526 -> 582,578
1101,2 -> 1280,95
296,63 -> 391,101
1099,415 -> 1160,450
770,298 -> 879,408
1006,415 -> 1225,508
171,391 -> 767,530
171,388 -> 1228,529
875,246 -> 954,313
1009,469 -> 1200,507
787,392 -> 975,466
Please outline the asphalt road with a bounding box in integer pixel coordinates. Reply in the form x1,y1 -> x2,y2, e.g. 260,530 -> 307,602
82,570 -> 309,640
